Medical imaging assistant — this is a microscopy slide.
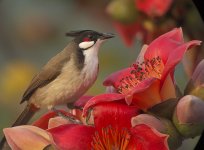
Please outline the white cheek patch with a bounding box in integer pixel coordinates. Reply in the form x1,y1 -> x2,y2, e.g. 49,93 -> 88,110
79,41 -> 94,49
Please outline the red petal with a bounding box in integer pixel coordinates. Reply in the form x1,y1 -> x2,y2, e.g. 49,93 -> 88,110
160,74 -> 176,101
103,68 -> 132,88
104,73 -> 162,109
83,93 -> 125,116
161,40 -> 201,81
131,78 -> 161,109
33,110 -> 75,130
74,95 -> 93,108
93,102 -> 140,131
113,22 -> 142,47
48,124 -> 95,150
127,124 -> 169,150
136,0 -> 173,17
130,77 -> 158,94
144,28 -> 184,64
121,77 -> 159,106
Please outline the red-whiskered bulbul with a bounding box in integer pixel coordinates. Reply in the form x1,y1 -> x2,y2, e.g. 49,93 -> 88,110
0,30 -> 114,148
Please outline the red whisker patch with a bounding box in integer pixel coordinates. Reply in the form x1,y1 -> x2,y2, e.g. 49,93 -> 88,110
83,37 -> 91,42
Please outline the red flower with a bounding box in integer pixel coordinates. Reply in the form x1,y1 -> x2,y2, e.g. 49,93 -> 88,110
103,28 -> 201,109
113,22 -> 144,47
32,95 -> 93,128
135,0 -> 173,17
4,100 -> 168,150
3,110 -> 74,150
49,102 -> 168,150
73,95 -> 94,108
32,110 -> 77,130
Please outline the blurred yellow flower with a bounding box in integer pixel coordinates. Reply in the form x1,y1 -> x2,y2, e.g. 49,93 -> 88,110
0,61 -> 36,103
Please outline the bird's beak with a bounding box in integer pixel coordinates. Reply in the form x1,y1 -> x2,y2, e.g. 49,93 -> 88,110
100,33 -> 115,40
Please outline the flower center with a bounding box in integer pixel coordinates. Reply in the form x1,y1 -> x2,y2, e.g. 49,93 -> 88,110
92,126 -> 130,150
117,56 -> 164,95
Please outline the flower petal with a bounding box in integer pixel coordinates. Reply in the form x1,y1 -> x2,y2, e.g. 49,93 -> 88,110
48,124 -> 95,150
127,124 -> 169,150
106,86 -> 118,93
131,78 -> 161,109
83,93 -> 125,116
4,125 -> 51,150
136,0 -> 173,17
131,114 -> 182,149
131,114 -> 166,132
160,74 -> 176,101
103,67 -> 132,88
104,70 -> 162,109
93,102 -> 140,131
144,28 -> 184,64
74,95 -> 93,108
32,110 -> 76,130
113,22 -> 142,47
161,40 -> 201,81
48,117 -> 71,129
136,44 -> 149,63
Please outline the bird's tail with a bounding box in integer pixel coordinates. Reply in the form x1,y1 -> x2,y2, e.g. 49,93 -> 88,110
11,103 -> 38,127
0,103 -> 39,149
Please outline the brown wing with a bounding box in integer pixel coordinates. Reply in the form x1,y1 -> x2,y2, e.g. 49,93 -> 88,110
20,45 -> 74,104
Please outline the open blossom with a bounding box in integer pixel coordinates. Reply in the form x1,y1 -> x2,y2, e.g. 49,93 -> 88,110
32,110 -> 77,129
3,110 -> 76,150
103,28 -> 201,109
107,0 -> 175,47
49,102 -> 168,150
131,114 -> 183,149
4,102 -> 169,150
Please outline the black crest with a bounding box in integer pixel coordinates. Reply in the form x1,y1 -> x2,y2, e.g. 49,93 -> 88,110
65,30 -> 97,37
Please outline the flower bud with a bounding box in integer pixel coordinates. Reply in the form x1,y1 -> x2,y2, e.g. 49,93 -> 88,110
192,59 -> 204,85
132,114 -> 182,149
173,95 -> 204,138
185,59 -> 204,99
106,0 -> 138,23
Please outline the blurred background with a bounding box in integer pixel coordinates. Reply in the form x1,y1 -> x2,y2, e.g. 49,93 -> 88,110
0,0 -> 203,149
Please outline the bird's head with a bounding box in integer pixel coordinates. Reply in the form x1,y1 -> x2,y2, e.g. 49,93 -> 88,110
66,30 -> 114,50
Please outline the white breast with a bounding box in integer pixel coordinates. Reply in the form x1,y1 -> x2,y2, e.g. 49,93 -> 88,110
82,40 -> 102,86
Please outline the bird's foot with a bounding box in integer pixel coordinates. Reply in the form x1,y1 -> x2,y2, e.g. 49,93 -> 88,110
67,103 -> 82,110
51,108 -> 82,124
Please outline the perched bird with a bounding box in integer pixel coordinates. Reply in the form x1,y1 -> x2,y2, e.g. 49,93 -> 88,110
0,30 -> 114,148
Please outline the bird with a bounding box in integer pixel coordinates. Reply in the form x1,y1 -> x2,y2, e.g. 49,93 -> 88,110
0,30 -> 114,148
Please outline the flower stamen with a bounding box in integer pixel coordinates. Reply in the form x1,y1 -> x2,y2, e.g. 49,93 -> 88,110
92,126 -> 130,150
118,56 -> 164,95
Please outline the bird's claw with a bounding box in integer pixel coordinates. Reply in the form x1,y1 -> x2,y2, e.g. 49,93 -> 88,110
51,108 -> 82,124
